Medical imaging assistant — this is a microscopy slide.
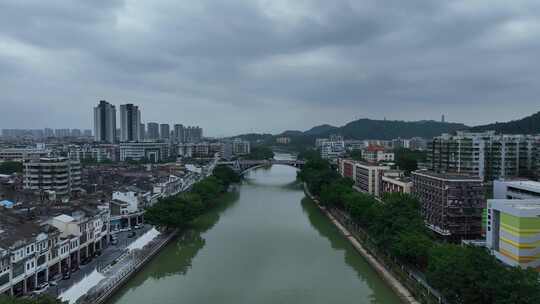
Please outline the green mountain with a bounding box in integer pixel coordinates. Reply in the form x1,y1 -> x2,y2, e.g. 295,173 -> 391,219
313,119 -> 468,140
470,111 -> 540,134
304,124 -> 339,136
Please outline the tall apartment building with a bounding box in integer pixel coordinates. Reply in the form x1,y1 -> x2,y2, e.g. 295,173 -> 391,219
54,129 -> 71,138
487,180 -> 540,270
23,157 -> 82,197
140,123 -> 146,140
70,129 -> 82,137
173,124 -> 185,143
93,100 -> 116,143
428,131 -> 537,181
160,124 -> 170,140
185,126 -> 203,142
120,104 -> 141,142
147,122 -> 159,140
412,170 -> 485,240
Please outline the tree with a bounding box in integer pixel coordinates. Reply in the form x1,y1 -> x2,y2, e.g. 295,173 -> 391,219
348,150 -> 364,161
394,148 -> 427,175
244,146 -> 275,160
213,165 -> 241,187
0,161 -> 23,175
426,244 -> 540,304
319,178 -> 354,207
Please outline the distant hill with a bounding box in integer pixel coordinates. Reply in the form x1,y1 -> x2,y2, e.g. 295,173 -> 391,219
471,111 -> 540,134
304,124 -> 339,136
233,111 -> 540,144
338,119 -> 468,139
310,119 -> 468,140
279,130 -> 304,137
234,133 -> 274,142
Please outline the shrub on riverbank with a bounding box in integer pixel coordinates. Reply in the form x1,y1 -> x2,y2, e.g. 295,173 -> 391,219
299,155 -> 540,304
0,295 -> 61,304
145,167 -> 240,230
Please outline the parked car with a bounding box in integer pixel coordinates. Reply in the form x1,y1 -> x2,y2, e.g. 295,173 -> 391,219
127,231 -> 136,238
62,272 -> 71,280
80,257 -> 91,266
33,282 -> 49,294
134,225 -> 142,230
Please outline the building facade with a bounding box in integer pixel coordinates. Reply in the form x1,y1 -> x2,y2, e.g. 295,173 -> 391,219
381,175 -> 413,196
412,170 -> 485,240
120,104 -> 141,142
232,139 -> 251,156
338,159 -> 389,197
146,122 -> 159,140
119,142 -> 171,162
486,199 -> 540,270
93,100 -> 116,143
494,179 -> 540,200
23,157 -> 82,196
159,124 -> 170,140
428,131 -> 537,181
362,145 -> 395,163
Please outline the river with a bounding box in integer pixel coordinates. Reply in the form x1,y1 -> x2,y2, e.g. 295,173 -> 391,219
107,160 -> 401,304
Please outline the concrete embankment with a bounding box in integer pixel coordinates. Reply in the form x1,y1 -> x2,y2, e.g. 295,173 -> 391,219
78,230 -> 178,304
303,184 -> 420,304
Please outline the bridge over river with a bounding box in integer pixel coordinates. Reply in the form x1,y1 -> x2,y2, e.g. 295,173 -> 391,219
218,159 -> 305,174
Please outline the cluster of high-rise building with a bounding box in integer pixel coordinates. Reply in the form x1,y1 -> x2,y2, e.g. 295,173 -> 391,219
1,129 -> 92,139
93,100 -> 204,144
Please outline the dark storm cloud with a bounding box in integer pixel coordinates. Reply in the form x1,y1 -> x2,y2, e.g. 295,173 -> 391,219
1,0 -> 540,135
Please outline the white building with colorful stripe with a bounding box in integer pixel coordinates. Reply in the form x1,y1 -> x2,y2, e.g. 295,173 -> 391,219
486,199 -> 540,270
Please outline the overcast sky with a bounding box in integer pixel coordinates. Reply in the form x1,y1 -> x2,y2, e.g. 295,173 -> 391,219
1,0 -> 540,136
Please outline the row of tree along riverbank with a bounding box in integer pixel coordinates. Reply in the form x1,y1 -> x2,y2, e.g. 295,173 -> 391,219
144,165 -> 241,230
297,155 -> 540,304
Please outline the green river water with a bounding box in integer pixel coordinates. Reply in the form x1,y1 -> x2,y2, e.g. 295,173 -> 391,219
108,162 -> 401,304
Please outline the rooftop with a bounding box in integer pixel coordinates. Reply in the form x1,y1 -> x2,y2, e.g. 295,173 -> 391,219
412,170 -> 482,181
489,199 -> 540,217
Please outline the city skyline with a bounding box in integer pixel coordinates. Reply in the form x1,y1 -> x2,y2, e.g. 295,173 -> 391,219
2,1 -> 540,136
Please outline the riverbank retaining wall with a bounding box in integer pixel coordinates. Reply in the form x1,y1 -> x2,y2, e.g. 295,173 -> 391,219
303,183 -> 421,304
77,230 -> 178,304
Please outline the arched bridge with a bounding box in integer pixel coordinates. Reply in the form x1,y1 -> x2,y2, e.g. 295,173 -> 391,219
218,159 -> 305,174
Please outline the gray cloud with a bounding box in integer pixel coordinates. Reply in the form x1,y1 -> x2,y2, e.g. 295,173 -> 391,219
1,0 -> 540,135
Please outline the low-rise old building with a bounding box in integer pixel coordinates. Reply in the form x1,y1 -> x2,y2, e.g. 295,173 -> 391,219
381,175 -> 413,196
119,142 -> 171,163
109,189 -> 145,232
0,203 -> 109,297
362,145 -> 395,163
412,170 -> 485,241
338,159 -> 390,197
0,148 -> 50,162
